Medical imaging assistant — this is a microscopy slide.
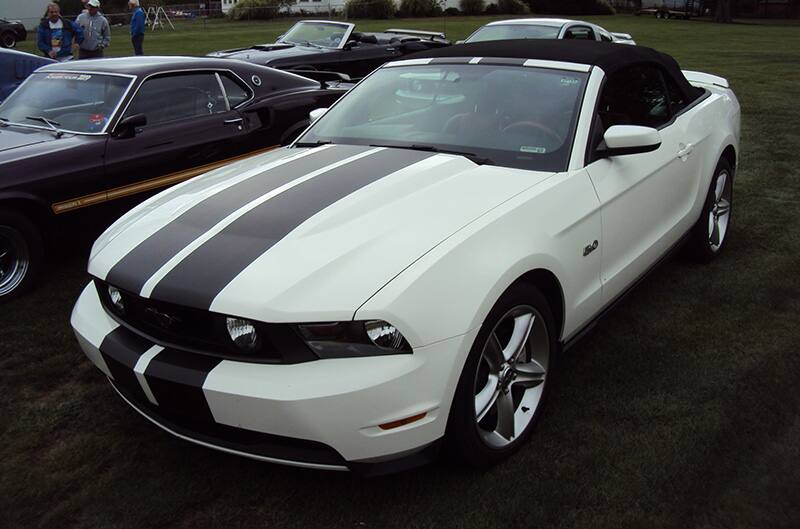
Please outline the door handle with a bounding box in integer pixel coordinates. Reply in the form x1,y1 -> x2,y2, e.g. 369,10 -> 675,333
677,143 -> 694,159
224,117 -> 243,124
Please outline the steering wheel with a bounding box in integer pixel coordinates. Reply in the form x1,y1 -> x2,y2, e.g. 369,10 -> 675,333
502,121 -> 563,147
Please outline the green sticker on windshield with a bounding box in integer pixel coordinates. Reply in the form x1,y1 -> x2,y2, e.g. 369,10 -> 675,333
521,146 -> 547,154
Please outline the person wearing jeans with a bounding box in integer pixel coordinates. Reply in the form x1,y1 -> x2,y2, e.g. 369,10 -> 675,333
129,0 -> 145,56
76,0 -> 110,59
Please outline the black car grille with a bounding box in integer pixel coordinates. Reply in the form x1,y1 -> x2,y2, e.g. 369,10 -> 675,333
94,279 -> 317,364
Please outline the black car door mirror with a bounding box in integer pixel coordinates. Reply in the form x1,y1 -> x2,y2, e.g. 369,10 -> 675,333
114,113 -> 147,139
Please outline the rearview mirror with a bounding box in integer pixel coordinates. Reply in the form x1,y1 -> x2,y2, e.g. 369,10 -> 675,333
113,113 -> 147,138
599,125 -> 661,157
309,107 -> 328,123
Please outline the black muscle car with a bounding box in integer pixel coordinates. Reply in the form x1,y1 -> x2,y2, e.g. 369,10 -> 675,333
0,56 -> 346,300
208,20 -> 450,79
0,18 -> 27,49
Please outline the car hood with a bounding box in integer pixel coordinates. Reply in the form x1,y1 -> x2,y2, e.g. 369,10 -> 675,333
0,125 -> 59,153
207,42 -> 328,64
90,144 -> 554,322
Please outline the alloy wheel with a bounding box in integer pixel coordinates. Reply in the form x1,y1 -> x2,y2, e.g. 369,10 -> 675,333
708,169 -> 732,252
473,305 -> 549,448
0,226 -> 30,297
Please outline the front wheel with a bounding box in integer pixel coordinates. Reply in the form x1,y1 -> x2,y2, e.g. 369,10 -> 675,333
447,283 -> 556,467
0,210 -> 43,301
687,158 -> 733,262
0,31 -> 16,48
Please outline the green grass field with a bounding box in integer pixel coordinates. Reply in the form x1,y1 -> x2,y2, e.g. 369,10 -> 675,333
4,14 -> 800,529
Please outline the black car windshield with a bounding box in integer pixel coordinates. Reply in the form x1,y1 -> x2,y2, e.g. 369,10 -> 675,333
466,24 -> 561,43
280,21 -> 350,49
298,64 -> 588,172
0,72 -> 131,133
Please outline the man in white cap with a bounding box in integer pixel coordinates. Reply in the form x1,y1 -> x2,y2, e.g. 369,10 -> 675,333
76,0 -> 110,59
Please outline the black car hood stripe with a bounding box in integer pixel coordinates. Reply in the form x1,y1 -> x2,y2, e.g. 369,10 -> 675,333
106,145 -> 371,295
150,148 -> 435,310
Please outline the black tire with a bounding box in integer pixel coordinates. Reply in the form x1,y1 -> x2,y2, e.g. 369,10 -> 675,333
0,31 -> 16,49
446,282 -> 557,468
686,158 -> 734,262
0,210 -> 43,302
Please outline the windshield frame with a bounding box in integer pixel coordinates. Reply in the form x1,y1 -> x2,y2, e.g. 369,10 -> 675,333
0,70 -> 137,136
295,60 -> 591,173
279,20 -> 355,50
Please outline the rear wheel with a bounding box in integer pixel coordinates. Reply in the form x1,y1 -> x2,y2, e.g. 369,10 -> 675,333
447,283 -> 556,467
0,210 -> 43,301
687,158 -> 733,262
0,31 -> 16,48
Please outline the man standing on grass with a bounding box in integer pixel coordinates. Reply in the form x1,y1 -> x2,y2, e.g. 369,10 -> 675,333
37,3 -> 84,62
129,0 -> 145,56
76,0 -> 110,59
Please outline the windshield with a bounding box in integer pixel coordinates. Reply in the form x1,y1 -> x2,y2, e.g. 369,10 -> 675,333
0,72 -> 132,133
466,24 -> 561,43
298,64 -> 588,172
280,21 -> 350,49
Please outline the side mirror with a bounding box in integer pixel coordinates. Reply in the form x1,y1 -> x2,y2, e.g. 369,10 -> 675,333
309,107 -> 328,123
113,113 -> 147,138
599,125 -> 661,157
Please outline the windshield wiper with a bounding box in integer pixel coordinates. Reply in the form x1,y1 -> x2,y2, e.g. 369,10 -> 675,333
25,116 -> 64,138
294,140 -> 333,148
369,143 -> 493,165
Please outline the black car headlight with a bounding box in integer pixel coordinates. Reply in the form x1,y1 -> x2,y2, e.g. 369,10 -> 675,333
296,320 -> 412,359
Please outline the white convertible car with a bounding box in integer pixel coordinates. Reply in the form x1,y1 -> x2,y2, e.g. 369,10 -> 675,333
462,18 -> 636,45
71,41 -> 740,475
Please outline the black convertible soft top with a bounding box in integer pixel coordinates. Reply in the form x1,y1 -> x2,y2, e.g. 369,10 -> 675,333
406,39 -> 702,103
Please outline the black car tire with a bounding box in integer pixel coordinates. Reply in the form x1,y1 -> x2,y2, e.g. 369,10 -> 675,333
0,210 -> 43,302
687,158 -> 734,262
446,282 -> 556,468
1,31 -> 16,49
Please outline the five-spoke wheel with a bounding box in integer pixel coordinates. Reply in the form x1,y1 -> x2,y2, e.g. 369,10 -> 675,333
688,157 -> 734,261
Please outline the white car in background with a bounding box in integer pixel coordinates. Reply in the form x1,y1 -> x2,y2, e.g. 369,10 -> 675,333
463,18 -> 636,45
72,40 -> 739,475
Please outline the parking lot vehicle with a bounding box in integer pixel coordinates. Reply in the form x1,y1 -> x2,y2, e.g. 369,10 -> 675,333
638,0 -> 703,19
0,18 -> 27,49
463,18 -> 635,45
0,57 -> 346,300
73,40 -> 740,475
0,48 -> 54,103
208,19 -> 450,79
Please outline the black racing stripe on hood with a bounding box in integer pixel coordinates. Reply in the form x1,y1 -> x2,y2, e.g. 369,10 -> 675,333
106,145 -> 372,295
150,148 -> 435,309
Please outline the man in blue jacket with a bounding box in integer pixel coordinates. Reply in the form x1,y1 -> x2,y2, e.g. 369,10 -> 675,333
129,0 -> 145,56
37,3 -> 84,61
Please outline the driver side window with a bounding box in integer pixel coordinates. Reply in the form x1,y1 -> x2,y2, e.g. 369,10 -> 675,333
564,26 -> 596,40
125,72 -> 226,127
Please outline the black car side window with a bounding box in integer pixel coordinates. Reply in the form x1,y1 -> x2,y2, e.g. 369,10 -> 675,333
564,26 -> 596,40
597,65 -> 671,130
219,74 -> 251,108
126,73 -> 226,126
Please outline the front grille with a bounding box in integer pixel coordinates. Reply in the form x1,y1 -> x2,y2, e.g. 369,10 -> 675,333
95,279 -> 317,364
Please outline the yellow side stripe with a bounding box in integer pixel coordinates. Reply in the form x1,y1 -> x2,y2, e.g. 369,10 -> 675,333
51,145 -> 279,214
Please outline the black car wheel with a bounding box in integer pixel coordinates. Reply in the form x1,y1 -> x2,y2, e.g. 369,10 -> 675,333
0,210 -> 43,301
447,282 -> 556,467
687,158 -> 734,262
0,31 -> 16,49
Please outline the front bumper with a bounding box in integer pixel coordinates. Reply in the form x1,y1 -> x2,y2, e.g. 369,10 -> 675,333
71,283 -> 474,474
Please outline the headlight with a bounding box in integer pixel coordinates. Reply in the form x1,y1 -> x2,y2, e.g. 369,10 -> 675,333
108,285 -> 125,314
296,320 -> 412,359
226,317 -> 260,352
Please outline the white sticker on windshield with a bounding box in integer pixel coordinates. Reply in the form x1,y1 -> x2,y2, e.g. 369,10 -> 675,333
45,73 -> 92,81
560,77 -> 579,87
521,146 -> 547,154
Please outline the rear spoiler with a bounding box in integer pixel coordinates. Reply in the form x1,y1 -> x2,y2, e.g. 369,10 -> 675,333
284,70 -> 352,84
682,70 -> 730,89
386,28 -> 446,40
